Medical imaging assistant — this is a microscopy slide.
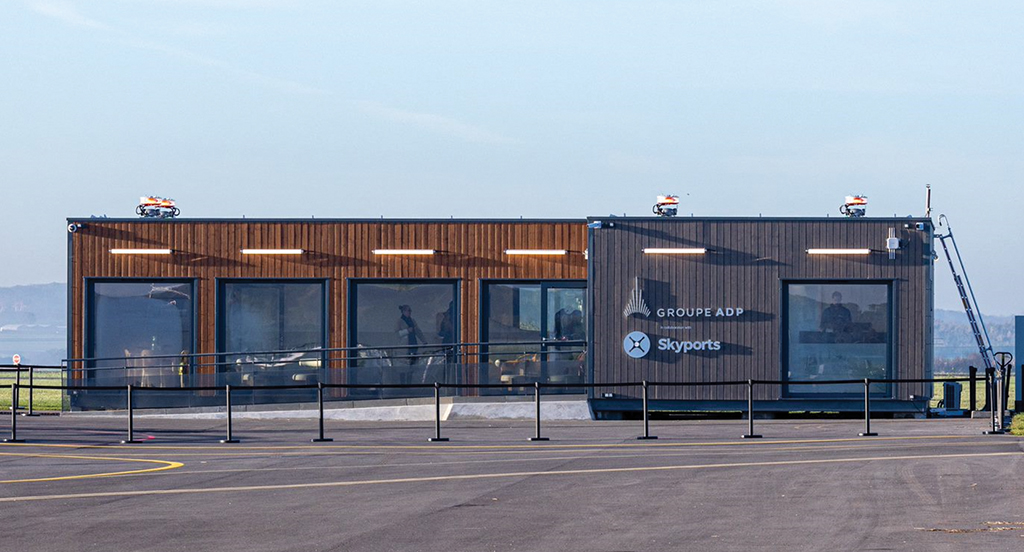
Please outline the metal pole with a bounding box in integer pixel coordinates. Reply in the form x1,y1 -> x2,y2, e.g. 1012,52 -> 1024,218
637,381 -> 657,440
4,384 -> 24,442
984,367 -> 994,411
25,366 -> 36,416
14,367 -> 21,413
122,384 -> 139,444
859,378 -> 877,436
983,369 -> 1005,434
743,379 -> 762,438
968,366 -> 977,411
311,382 -> 333,442
220,384 -> 239,443
429,382 -> 448,442
529,381 -> 548,441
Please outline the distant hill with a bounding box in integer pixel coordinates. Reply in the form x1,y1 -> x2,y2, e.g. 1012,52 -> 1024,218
0,283 -> 66,365
0,284 -> 1015,369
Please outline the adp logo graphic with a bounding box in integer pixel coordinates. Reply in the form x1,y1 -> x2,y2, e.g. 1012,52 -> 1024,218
623,331 -> 651,358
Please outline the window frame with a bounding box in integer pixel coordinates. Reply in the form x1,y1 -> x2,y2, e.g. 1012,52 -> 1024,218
84,277 -> 198,374
478,279 -> 588,346
215,278 -> 329,366
780,279 -> 895,399
346,278 -> 461,351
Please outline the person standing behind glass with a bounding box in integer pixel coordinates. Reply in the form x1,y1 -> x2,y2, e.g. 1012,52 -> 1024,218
396,305 -> 427,365
820,291 -> 852,335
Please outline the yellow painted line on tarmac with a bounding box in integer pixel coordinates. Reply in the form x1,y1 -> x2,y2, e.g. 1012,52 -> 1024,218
0,452 -> 184,484
0,433 -> 1006,453
0,450 -> 1020,503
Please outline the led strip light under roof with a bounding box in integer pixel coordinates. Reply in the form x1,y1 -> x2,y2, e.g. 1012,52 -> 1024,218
372,249 -> 436,255
109,248 -> 173,255
642,248 -> 707,255
806,248 -> 872,255
240,249 -> 305,255
504,249 -> 567,255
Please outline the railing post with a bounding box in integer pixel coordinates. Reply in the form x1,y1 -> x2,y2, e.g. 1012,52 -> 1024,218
220,384 -> 240,443
637,381 -> 657,440
984,367 -> 994,411
983,370 -> 1005,434
4,384 -> 24,442
14,367 -> 21,413
968,366 -> 977,411
859,378 -> 877,436
311,382 -> 333,442
121,384 -> 140,444
25,366 -> 37,416
529,381 -> 548,441
429,382 -> 449,442
743,379 -> 762,438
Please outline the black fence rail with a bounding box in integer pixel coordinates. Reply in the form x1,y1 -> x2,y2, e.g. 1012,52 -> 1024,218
55,341 -> 588,409
3,375 -> 1017,445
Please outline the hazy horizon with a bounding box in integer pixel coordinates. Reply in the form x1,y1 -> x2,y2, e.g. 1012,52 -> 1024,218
2,1 -> 1022,314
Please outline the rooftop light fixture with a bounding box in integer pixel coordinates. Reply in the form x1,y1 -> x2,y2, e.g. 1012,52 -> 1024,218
109,248 -> 173,255
372,249 -> 436,256
504,249 -> 567,256
642,248 -> 707,255
240,249 -> 305,255
806,248 -> 872,255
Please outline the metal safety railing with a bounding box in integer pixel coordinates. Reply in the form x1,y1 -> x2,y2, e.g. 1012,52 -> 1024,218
3,374 -> 1017,445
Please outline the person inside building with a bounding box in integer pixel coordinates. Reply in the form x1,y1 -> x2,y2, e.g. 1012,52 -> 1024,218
819,291 -> 852,334
435,301 -> 456,344
395,304 -> 427,364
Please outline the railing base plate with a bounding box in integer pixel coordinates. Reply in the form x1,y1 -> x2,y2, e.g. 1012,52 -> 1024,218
219,439 -> 240,444
428,437 -> 449,442
311,438 -> 334,442
636,436 -> 658,440
859,432 -> 878,437
3,438 -> 25,443
742,434 -> 763,439
529,437 -> 550,441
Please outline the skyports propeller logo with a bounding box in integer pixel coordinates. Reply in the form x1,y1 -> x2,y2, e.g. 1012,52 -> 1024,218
623,331 -> 651,358
622,277 -> 651,318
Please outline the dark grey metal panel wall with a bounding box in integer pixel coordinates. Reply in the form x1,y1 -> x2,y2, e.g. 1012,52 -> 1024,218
590,217 -> 934,402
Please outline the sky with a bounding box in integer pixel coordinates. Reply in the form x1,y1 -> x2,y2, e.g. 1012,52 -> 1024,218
1,0 -> 1022,314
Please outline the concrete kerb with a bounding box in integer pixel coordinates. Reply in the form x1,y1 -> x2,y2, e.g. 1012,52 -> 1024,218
59,395 -> 594,422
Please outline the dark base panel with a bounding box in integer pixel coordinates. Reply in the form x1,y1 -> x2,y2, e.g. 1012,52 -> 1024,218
591,398 -> 931,419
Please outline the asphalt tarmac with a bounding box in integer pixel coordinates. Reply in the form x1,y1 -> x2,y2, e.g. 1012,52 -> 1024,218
1,415 -> 1022,552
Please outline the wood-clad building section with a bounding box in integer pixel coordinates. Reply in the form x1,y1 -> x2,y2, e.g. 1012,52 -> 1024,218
68,219 -> 588,388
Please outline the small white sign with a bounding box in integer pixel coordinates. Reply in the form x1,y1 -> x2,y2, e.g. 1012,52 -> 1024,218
12,354 -> 21,365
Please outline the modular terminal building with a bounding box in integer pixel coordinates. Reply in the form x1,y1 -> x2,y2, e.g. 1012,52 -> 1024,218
66,215 -> 934,416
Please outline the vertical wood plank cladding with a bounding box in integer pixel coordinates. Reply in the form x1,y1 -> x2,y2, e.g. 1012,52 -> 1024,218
592,218 -> 931,404
69,220 -> 588,373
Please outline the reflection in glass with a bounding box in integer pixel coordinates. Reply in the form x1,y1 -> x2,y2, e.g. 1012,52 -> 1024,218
88,281 -> 193,387
220,281 -> 325,388
483,282 -> 586,393
786,283 -> 890,395
350,282 -> 457,393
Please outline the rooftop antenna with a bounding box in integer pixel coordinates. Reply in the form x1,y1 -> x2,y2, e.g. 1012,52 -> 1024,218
925,184 -> 932,218
839,194 -> 867,218
653,195 -> 679,217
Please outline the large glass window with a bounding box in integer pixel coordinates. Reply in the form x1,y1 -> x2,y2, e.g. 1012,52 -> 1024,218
349,280 -> 458,390
482,281 -> 586,392
87,280 -> 193,387
219,281 -> 326,387
785,282 -> 891,396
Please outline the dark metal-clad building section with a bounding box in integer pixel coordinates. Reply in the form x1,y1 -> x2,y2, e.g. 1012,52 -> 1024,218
588,217 -> 934,409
